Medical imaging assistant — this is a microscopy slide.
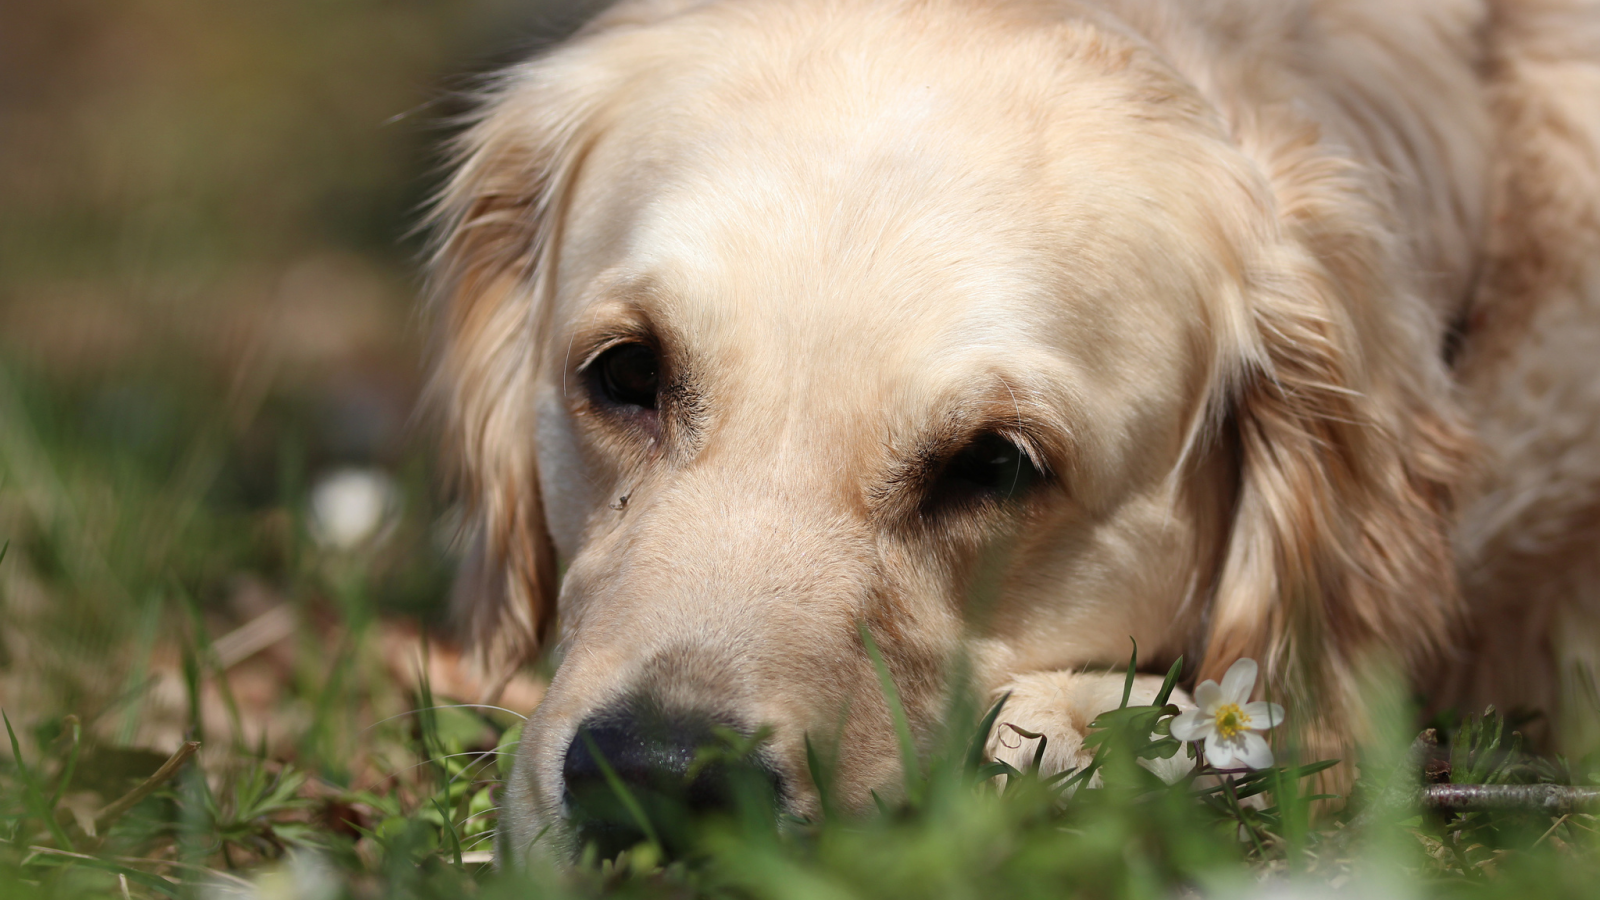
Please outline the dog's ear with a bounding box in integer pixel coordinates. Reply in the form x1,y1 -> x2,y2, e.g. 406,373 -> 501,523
425,53 -> 614,679
1200,124 -> 1474,747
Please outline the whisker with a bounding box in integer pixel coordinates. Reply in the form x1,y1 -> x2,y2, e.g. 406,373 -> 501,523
363,703 -> 529,734
444,748 -> 507,790
458,807 -> 503,827
391,749 -> 512,781
397,747 -> 508,790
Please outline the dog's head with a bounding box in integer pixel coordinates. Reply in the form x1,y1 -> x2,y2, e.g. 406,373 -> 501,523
427,0 -> 1469,862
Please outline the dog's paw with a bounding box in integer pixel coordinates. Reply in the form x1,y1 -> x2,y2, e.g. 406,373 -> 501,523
986,670 -> 1196,785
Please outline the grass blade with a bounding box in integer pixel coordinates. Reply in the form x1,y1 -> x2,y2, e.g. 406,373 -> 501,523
579,729 -> 661,852
966,693 -> 1010,775
869,789 -> 892,817
858,622 -> 920,805
1154,656 -> 1184,707
4,710 -> 75,850
999,724 -> 1049,773
976,761 -> 1023,782
433,796 -> 464,869
24,852 -> 181,898
804,734 -> 836,823
1119,638 -> 1138,710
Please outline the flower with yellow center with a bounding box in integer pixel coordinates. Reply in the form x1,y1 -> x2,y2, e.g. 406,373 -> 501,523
1213,704 -> 1248,738
1169,658 -> 1284,770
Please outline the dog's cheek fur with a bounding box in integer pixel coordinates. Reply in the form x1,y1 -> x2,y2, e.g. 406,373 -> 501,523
1203,119 -> 1475,779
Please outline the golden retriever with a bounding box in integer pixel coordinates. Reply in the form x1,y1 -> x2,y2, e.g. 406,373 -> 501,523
425,0 -> 1600,863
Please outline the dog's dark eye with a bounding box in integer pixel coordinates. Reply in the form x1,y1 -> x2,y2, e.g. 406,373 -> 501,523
935,433 -> 1040,504
590,342 -> 660,410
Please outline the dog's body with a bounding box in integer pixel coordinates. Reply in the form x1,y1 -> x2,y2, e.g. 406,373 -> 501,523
426,0 -> 1600,861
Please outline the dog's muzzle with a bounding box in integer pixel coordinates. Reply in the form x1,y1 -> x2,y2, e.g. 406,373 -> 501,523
561,702 -> 784,859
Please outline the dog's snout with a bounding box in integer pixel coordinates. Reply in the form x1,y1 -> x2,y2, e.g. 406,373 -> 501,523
562,707 -> 782,859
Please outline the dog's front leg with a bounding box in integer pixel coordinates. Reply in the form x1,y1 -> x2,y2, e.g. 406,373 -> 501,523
987,670 -> 1196,785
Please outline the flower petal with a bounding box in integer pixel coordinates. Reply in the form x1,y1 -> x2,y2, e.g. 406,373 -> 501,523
1169,709 -> 1213,742
1193,679 -> 1223,712
1140,748 -> 1197,785
1238,730 -> 1275,769
1204,732 -> 1243,769
1242,701 -> 1284,730
1220,658 -> 1258,705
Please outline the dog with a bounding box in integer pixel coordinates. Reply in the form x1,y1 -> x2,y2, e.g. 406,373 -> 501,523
424,0 -> 1600,863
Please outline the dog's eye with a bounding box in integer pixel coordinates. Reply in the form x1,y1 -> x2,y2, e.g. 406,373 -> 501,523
590,342 -> 660,410
936,433 -> 1040,503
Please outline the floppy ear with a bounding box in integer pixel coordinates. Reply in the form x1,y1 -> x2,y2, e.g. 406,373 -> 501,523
426,0 -> 732,688
425,53 -> 611,680
1200,124 -> 1475,751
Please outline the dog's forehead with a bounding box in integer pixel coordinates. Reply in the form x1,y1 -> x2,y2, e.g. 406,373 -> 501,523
541,0 -> 1260,457
581,93 -> 1221,328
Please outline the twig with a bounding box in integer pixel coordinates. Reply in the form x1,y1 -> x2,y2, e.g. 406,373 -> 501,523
1419,784 -> 1600,814
92,741 -> 201,834
1327,728 -> 1600,853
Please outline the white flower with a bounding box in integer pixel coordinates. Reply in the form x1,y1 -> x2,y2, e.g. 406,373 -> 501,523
1169,658 -> 1284,770
308,467 -> 401,551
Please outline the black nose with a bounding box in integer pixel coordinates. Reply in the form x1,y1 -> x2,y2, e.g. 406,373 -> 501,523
562,705 -> 782,860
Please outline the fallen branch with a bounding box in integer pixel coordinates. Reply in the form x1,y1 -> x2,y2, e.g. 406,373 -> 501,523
1418,783 -> 1600,814
1325,728 -> 1600,853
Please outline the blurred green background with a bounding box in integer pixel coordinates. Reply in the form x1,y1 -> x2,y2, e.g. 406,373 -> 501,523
0,0 -> 604,768
0,0 -> 609,396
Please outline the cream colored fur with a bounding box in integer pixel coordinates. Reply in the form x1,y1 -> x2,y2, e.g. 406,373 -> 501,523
424,0 -> 1600,862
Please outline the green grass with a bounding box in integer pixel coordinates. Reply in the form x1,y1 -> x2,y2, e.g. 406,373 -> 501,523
4,364 -> 1600,899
